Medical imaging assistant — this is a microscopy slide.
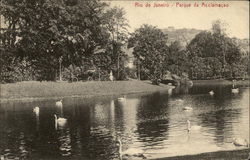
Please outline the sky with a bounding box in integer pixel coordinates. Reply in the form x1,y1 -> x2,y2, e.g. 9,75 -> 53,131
108,1 -> 249,39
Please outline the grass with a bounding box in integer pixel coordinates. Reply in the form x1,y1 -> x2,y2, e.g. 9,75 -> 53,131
0,80 -> 172,101
1,79 -> 249,101
152,149 -> 250,160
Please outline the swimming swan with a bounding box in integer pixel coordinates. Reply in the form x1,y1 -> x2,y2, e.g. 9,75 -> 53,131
176,99 -> 184,103
209,90 -> 214,96
54,114 -> 67,127
183,106 -> 193,111
33,106 -> 40,115
231,88 -> 239,94
117,139 -> 146,160
187,120 -> 201,132
118,96 -> 126,101
56,100 -> 63,107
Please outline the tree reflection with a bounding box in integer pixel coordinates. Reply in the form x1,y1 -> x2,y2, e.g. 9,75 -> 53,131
136,92 -> 170,144
196,86 -> 246,146
65,97 -> 118,160
199,108 -> 241,145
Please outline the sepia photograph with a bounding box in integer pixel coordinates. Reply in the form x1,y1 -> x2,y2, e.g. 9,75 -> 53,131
0,0 -> 249,159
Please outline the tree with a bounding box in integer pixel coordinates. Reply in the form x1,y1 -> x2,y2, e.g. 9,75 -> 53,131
186,20 -> 242,79
128,25 -> 168,82
165,41 -> 188,76
102,6 -> 129,80
0,0 -> 114,81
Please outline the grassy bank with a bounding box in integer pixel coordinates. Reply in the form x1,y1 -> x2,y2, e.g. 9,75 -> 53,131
1,79 -> 249,101
153,149 -> 250,160
0,80 -> 172,101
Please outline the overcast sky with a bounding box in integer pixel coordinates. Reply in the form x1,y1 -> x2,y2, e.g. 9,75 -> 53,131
109,1 -> 249,39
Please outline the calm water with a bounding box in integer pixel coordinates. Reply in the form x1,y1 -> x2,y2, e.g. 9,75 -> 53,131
0,84 -> 249,160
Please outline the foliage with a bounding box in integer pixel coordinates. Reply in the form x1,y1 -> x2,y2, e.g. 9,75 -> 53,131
128,24 -> 168,82
166,41 -> 189,75
0,0 -> 129,82
187,20 -> 245,80
0,3 -> 248,84
102,6 -> 129,80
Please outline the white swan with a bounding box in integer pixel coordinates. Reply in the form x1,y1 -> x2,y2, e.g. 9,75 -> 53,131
117,139 -> 146,160
33,106 -> 40,115
176,99 -> 183,103
56,100 -> 63,107
183,106 -> 193,111
187,120 -> 201,132
233,138 -> 248,147
209,90 -> 214,96
54,114 -> 67,128
231,88 -> 239,94
118,96 -> 126,101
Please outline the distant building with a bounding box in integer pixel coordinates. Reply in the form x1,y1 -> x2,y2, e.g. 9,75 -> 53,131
167,26 -> 175,32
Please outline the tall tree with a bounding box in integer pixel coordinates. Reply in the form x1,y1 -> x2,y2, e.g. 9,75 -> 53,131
187,20 -> 242,79
128,24 -> 168,82
0,0 -> 111,81
102,6 -> 129,79
166,41 -> 188,76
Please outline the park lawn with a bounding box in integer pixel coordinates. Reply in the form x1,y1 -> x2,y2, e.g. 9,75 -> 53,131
0,80 -> 172,101
1,79 -> 249,101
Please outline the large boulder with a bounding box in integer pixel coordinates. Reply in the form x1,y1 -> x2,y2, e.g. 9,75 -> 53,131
171,74 -> 181,81
162,71 -> 173,80
161,72 -> 193,86
161,72 -> 179,86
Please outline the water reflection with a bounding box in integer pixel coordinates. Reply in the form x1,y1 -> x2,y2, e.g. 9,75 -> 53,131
137,92 -> 170,146
0,84 -> 249,159
57,129 -> 71,156
35,113 -> 40,131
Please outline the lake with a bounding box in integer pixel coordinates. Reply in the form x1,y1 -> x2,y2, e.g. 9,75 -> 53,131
0,84 -> 249,160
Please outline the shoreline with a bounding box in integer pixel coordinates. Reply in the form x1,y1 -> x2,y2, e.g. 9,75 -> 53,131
0,80 -> 173,102
0,88 -> 170,103
1,79 -> 249,102
192,79 -> 249,86
151,148 -> 250,160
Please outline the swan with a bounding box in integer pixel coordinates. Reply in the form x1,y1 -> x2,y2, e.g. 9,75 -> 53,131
233,138 -> 248,147
174,99 -> 184,104
118,96 -> 126,101
176,99 -> 183,102
231,88 -> 239,94
54,114 -> 67,127
56,100 -> 63,107
176,99 -> 183,103
187,120 -> 201,132
33,106 -> 40,115
117,139 -> 146,160
209,90 -> 214,96
183,106 -> 193,111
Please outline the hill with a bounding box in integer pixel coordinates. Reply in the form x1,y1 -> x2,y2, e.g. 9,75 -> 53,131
125,27 -> 249,68
162,27 -> 249,54
162,27 -> 203,47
